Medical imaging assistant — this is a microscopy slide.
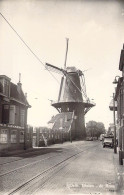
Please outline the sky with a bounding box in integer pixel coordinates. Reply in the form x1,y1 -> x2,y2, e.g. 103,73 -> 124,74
0,0 -> 124,129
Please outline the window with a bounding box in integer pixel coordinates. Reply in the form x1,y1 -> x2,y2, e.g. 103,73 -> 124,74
2,105 -> 9,124
4,79 -> 9,96
33,127 -> 37,133
0,129 -> 8,143
20,109 -> 25,127
0,78 -> 10,96
9,105 -> 16,124
20,131 -> 24,143
0,79 -> 3,93
26,133 -> 30,141
11,130 -> 17,143
15,106 -> 19,125
39,134 -> 43,141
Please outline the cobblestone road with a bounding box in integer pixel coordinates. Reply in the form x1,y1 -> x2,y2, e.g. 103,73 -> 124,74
0,141 -> 124,195
33,142 -> 124,195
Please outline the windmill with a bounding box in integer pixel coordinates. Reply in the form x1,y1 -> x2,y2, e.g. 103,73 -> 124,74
46,39 -> 95,140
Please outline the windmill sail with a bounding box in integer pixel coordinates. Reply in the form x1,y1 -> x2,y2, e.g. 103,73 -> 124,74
45,63 -> 64,75
64,38 -> 69,70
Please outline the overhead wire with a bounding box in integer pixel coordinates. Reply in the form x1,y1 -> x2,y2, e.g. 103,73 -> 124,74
0,12 -> 90,104
0,12 -> 60,85
0,12 -> 79,102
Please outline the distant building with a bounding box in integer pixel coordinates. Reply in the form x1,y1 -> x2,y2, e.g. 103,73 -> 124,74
0,75 -> 31,153
48,112 -> 74,140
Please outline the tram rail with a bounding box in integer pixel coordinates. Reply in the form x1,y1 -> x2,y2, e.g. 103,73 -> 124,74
0,148 -> 57,166
0,154 -> 59,177
0,141 -> 89,166
7,144 -> 98,195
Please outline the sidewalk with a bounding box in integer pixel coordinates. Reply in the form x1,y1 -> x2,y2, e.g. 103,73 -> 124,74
0,140 -> 83,156
0,147 -> 42,157
113,152 -> 124,193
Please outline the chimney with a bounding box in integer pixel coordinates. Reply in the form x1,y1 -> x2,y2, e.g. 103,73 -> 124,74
17,73 -> 22,94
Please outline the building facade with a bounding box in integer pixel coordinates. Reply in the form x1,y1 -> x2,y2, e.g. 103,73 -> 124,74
0,75 -> 31,153
114,45 -> 124,165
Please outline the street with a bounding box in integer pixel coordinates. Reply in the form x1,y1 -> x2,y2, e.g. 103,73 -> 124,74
0,141 -> 124,195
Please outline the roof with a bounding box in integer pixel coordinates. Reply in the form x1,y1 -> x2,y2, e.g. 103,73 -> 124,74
0,75 -> 30,108
0,75 -> 11,81
48,112 -> 73,132
10,82 -> 30,107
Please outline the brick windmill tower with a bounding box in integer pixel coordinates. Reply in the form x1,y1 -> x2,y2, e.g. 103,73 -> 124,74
46,39 -> 95,140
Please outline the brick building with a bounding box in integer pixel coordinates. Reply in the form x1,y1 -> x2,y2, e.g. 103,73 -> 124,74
112,45 -> 124,165
0,75 -> 31,153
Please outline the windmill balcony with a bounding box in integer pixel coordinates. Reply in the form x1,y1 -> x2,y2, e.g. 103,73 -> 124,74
51,99 -> 95,108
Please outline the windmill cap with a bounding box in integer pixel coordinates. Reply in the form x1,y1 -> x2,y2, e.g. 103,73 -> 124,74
66,67 -> 83,75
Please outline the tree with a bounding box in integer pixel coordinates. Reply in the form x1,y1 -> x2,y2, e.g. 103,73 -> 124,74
86,121 -> 105,139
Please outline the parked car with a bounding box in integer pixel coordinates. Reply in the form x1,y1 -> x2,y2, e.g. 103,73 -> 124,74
86,137 -> 93,141
102,136 -> 114,148
99,134 -> 105,141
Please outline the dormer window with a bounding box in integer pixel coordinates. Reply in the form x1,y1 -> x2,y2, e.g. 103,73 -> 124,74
0,76 -> 10,97
0,79 -> 3,93
4,79 -> 10,96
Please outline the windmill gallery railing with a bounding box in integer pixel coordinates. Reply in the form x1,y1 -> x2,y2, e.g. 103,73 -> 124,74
51,99 -> 95,110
